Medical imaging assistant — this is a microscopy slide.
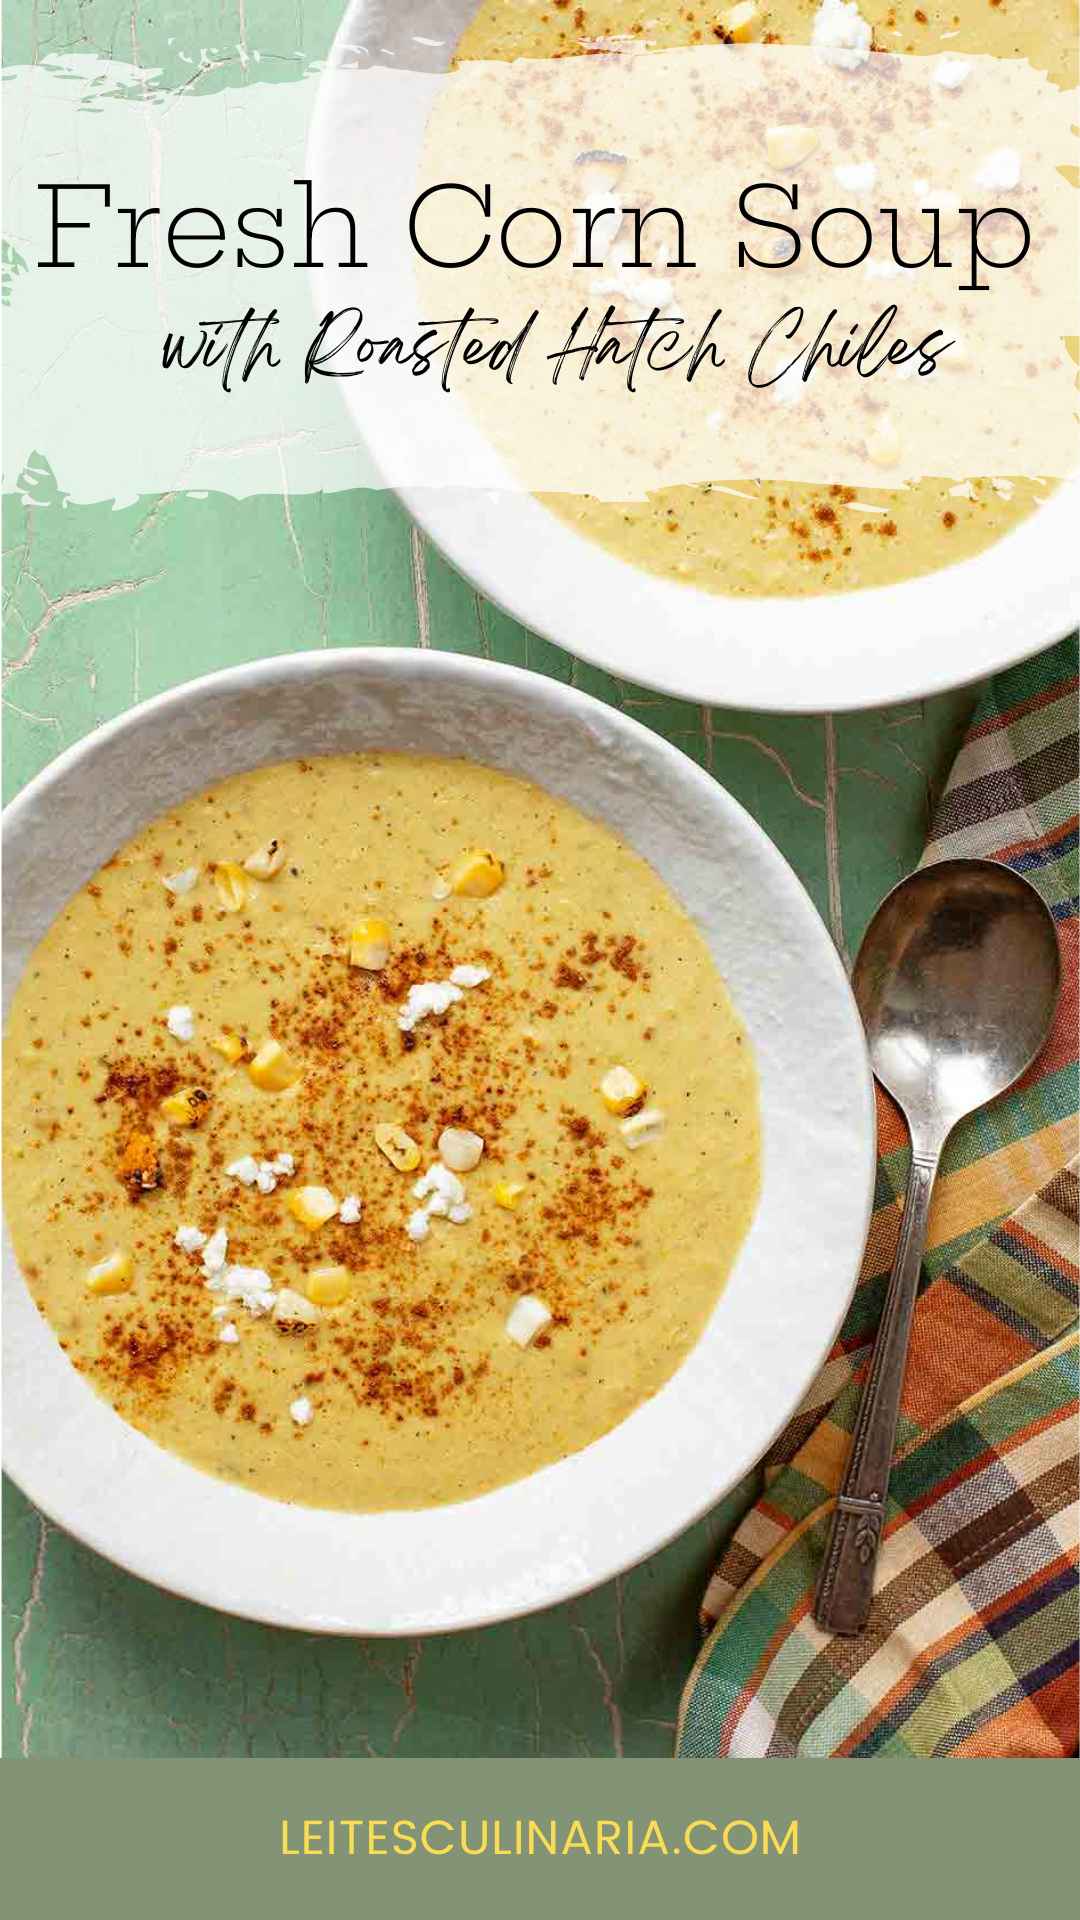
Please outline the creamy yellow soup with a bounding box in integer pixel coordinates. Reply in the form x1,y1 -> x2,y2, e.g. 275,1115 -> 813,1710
456,0 -> 1075,595
3,755 -> 759,1511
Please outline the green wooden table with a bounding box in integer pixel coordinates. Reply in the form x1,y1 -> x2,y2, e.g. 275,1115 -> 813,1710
2,0 -> 975,1758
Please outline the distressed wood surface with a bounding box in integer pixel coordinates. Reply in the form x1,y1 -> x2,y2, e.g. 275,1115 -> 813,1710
2,1 -> 973,1757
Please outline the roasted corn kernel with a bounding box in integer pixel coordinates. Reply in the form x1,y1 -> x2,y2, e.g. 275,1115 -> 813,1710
448,849 -> 505,898
247,1038 -> 301,1092
349,915 -> 391,971
243,838 -> 286,880
374,1123 -> 421,1173
212,862 -> 250,911
86,1250 -> 133,1295
286,1185 -> 338,1231
160,1085 -> 210,1127
599,1065 -> 647,1116
306,1265 -> 351,1307
719,2 -> 759,38
208,1029 -> 245,1064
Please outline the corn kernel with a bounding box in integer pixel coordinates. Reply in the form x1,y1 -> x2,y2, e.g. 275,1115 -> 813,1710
719,1 -> 759,39
209,1029 -> 245,1064
286,1185 -> 338,1230
273,1285 -> 321,1331
448,849 -> 505,898
438,1126 -> 485,1173
599,1065 -> 647,1116
86,1250 -> 133,1295
306,1265 -> 351,1307
243,838 -> 286,880
619,1106 -> 666,1150
374,1123 -> 421,1173
764,124 -> 819,168
505,1294 -> 551,1348
493,1180 -> 526,1211
160,1085 -> 210,1127
212,862 -> 250,911
247,1038 -> 301,1092
349,915 -> 391,971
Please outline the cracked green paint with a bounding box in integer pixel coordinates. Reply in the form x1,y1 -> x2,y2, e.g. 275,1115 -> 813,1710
3,0 -> 974,1759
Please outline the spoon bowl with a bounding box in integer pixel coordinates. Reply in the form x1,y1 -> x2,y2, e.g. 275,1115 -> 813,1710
853,858 -> 1061,1153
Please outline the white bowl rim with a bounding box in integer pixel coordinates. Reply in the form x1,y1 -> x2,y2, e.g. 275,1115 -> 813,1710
2,648 -> 876,1634
308,0 -> 1080,715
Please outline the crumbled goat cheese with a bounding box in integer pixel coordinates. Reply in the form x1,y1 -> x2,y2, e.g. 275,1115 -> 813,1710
219,1322 -> 240,1344
162,866 -> 199,896
226,1150 -> 295,1194
200,1226 -> 229,1276
973,148 -> 1021,191
174,1223 -> 208,1254
206,1264 -> 277,1315
449,964 -> 490,989
166,1004 -> 196,1042
933,56 -> 971,90
289,1395 -> 314,1426
226,1154 -> 261,1187
834,161 -> 877,192
407,1164 -> 474,1242
413,1162 -> 467,1215
811,0 -> 872,70
338,1194 -> 362,1224
398,979 -> 462,1031
398,966 -> 489,1031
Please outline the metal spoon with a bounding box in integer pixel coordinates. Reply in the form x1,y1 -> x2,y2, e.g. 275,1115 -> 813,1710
814,857 -> 1060,1637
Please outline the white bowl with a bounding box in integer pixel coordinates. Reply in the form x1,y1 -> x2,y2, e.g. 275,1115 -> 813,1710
309,1 -> 1080,713
2,651 -> 874,1632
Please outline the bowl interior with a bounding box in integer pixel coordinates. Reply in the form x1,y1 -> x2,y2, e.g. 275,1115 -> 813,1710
308,0 -> 1079,712
3,651 -> 874,1632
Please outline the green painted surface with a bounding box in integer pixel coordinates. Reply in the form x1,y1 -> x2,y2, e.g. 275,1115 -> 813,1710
2,0 -> 981,1758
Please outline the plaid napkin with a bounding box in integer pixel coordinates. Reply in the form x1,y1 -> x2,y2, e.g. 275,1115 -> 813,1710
677,638 -> 1079,1760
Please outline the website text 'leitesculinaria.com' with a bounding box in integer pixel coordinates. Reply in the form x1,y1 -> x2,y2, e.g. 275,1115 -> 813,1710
280,1817 -> 798,1859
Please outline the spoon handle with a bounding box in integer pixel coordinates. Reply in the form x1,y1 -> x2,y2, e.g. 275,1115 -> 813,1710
814,1149 -> 939,1636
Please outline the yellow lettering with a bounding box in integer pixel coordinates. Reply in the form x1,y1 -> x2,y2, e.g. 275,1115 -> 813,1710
723,1820 -> 758,1856
528,1820 -> 557,1856
368,1819 -> 387,1856
764,1820 -> 798,1856
393,1819 -> 417,1856
421,1820 -> 453,1856
639,1820 -> 668,1856
685,1820 -> 718,1857
562,1819 -> 591,1855
281,1820 -> 300,1857
596,1820 -> 621,1855
341,1819 -> 363,1856
303,1820 -> 323,1856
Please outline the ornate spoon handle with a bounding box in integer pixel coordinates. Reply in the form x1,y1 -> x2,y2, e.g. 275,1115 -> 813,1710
813,1150 -> 939,1637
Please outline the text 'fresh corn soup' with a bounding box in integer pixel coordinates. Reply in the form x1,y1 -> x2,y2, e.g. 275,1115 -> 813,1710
3,755 -> 760,1510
